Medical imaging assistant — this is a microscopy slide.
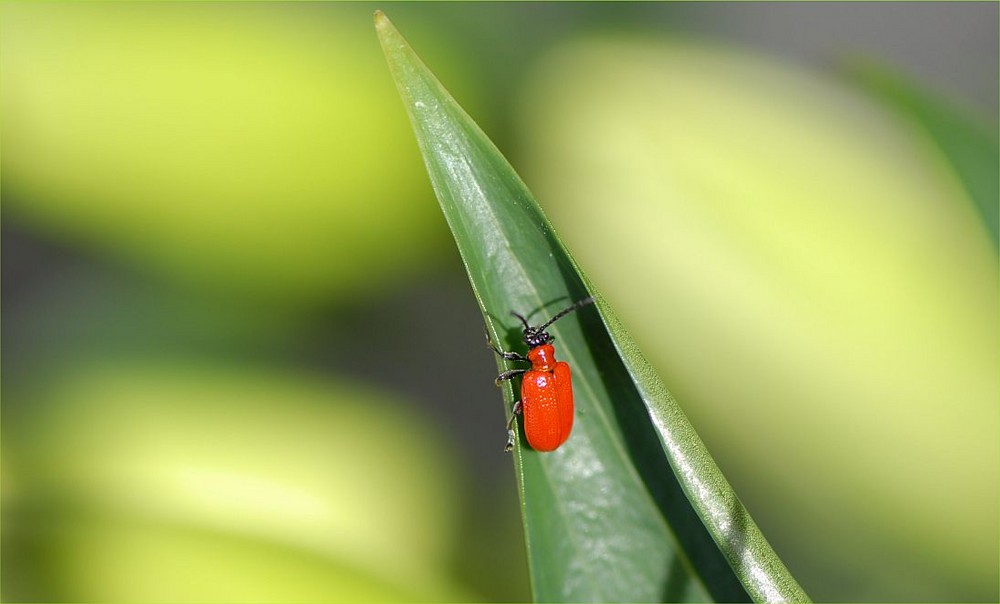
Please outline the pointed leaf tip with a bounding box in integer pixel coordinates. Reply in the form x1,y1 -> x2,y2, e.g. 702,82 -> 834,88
374,10 -> 405,60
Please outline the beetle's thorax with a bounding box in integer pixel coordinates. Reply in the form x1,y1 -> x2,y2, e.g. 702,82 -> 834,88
527,344 -> 557,371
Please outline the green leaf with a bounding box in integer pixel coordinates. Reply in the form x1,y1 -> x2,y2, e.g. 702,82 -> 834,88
849,60 -> 999,249
375,12 -> 810,603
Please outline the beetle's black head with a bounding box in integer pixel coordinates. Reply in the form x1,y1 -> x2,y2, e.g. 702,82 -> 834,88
521,326 -> 552,349
511,297 -> 594,350
512,312 -> 552,348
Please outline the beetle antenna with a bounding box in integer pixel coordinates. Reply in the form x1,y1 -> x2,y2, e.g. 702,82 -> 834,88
538,296 -> 594,331
511,311 -> 531,330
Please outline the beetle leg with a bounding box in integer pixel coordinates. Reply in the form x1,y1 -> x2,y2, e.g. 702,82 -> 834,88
504,400 -> 523,452
484,326 -> 529,362
495,368 -> 527,386
497,350 -> 529,362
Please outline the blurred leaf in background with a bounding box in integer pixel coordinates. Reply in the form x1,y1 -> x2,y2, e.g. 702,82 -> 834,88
3,360 -> 466,601
849,60 -> 1000,247
516,35 -> 997,602
0,2 -> 461,306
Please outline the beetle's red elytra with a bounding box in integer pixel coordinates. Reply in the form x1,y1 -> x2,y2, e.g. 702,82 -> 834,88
488,296 -> 594,452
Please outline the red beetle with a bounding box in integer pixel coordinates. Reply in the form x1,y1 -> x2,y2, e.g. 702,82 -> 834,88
488,297 -> 594,452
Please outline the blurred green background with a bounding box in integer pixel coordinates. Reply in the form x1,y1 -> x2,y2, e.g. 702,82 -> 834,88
2,2 -> 996,602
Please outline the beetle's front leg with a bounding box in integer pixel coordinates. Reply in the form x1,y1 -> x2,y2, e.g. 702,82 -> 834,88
484,326 -> 529,362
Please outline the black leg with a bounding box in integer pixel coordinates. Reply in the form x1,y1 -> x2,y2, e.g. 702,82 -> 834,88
484,325 -> 529,362
495,368 -> 527,386
504,400 -> 523,452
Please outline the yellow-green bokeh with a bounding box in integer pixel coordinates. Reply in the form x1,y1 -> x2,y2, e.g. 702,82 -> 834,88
1,3 -> 453,305
4,360 -> 465,602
